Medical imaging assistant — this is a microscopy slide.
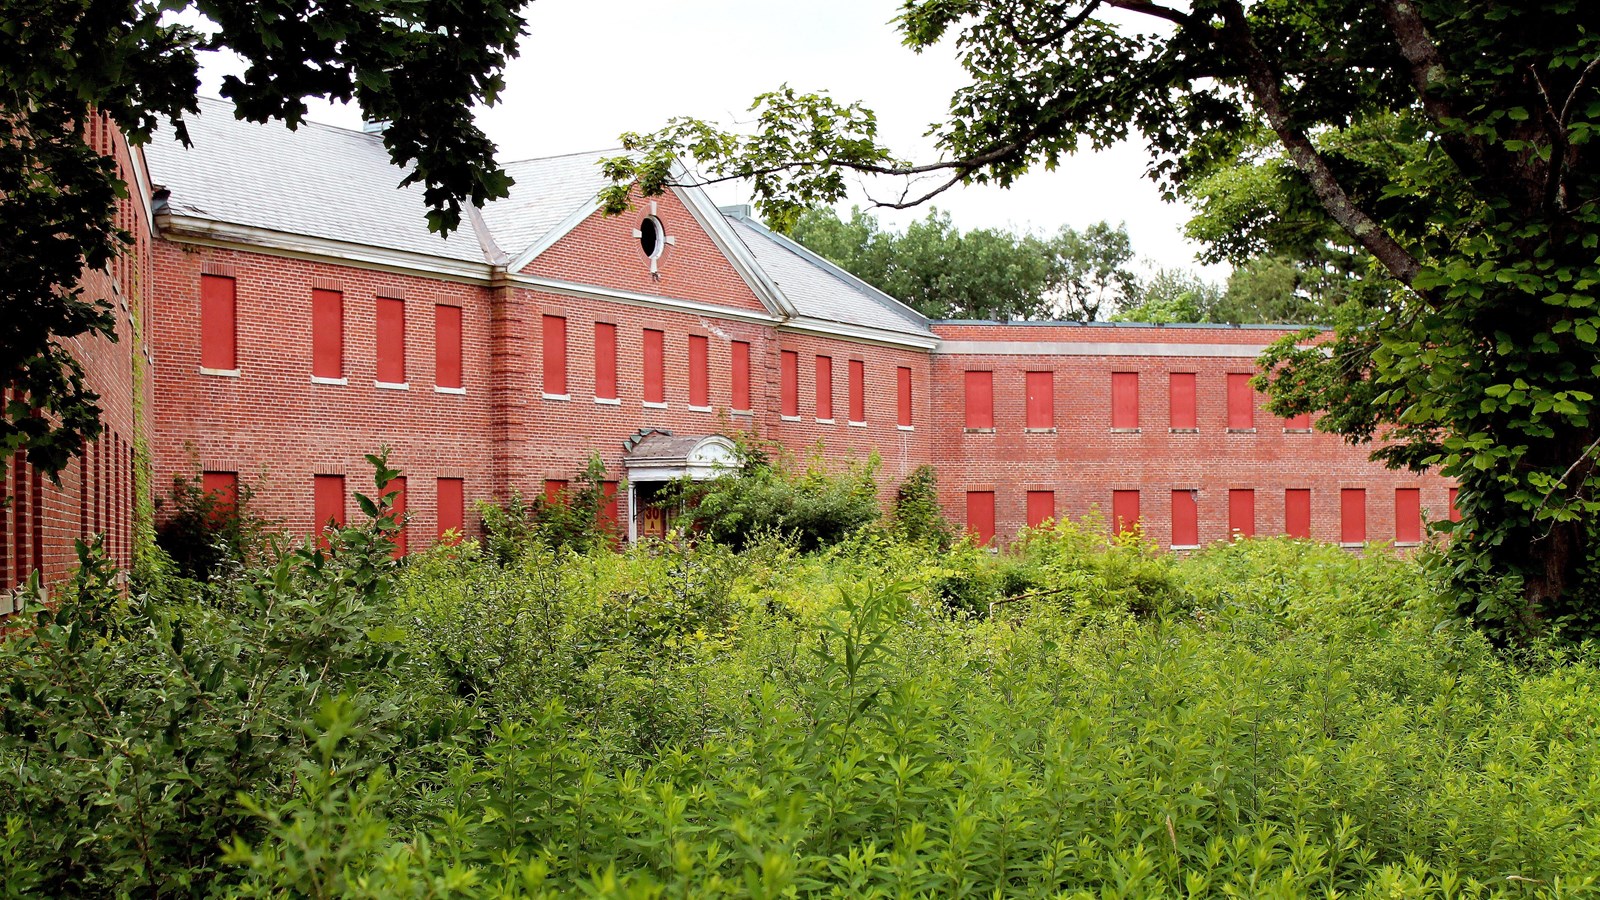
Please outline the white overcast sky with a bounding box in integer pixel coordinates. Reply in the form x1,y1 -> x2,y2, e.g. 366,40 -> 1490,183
196,0 -> 1221,278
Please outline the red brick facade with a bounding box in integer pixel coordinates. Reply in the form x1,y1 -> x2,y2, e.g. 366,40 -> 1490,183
2,115 -> 1453,607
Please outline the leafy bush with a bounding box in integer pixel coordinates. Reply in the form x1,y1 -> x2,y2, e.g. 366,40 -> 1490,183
479,454 -> 619,560
892,463 -> 956,549
664,441 -> 881,552
152,472 -> 272,583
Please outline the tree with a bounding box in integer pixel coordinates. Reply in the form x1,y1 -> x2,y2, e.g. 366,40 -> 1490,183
603,1 -> 1600,641
1109,268 -> 1220,324
2,0 -> 526,480
789,206 -> 1138,320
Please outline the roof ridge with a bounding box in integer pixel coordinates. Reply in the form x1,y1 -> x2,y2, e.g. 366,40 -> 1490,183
496,147 -> 623,166
193,95 -> 386,142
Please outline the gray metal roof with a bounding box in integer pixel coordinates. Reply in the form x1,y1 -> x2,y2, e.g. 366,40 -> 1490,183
723,211 -> 934,338
144,97 -> 483,263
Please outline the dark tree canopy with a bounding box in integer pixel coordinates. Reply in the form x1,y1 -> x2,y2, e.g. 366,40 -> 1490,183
2,0 -> 527,479
789,206 -> 1138,321
605,0 -> 1600,642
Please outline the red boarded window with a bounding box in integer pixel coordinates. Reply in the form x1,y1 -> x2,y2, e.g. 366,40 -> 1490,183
601,481 -> 620,539
1284,412 -> 1312,430
967,491 -> 995,545
1449,487 -> 1461,522
1026,371 -> 1053,429
201,274 -> 237,370
1111,372 -> 1139,429
1171,490 -> 1199,547
781,350 -> 799,417
435,305 -> 462,389
688,335 -> 710,407
643,329 -> 665,403
1395,487 -> 1421,543
816,356 -> 834,420
1229,488 -> 1256,538
544,479 -> 568,504
1026,490 -> 1055,528
849,359 -> 865,423
202,471 -> 238,516
595,322 -> 618,400
731,341 -> 751,410
1112,490 -> 1140,535
312,289 -> 342,379
385,476 -> 407,557
1285,489 -> 1312,538
897,367 -> 913,427
1169,372 -> 1196,429
376,297 -> 406,384
314,474 -> 345,541
437,478 -> 464,542
543,315 -> 567,396
964,371 -> 993,429
1341,488 -> 1366,544
1227,373 -> 1254,430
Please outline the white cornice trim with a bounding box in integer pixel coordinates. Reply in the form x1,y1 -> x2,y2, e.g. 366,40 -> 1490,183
129,145 -> 156,232
508,273 -> 783,326
779,316 -> 940,352
506,197 -> 602,272
668,173 -> 797,319
156,214 -> 493,284
934,340 -> 1275,358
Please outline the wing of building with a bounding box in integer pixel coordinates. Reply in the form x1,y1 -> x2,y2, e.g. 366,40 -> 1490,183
1,99 -> 1450,599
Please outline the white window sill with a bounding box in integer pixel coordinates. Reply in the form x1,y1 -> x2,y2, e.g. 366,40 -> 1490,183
780,415 -> 801,422
1394,541 -> 1420,548
1283,428 -> 1313,434
595,397 -> 621,406
897,424 -> 914,432
1024,427 -> 1057,434
311,376 -> 348,386
643,401 -> 669,409
200,367 -> 241,378
689,405 -> 713,413
1339,542 -> 1365,549
1171,544 -> 1200,551
375,381 -> 409,391
731,409 -> 753,417
435,386 -> 466,395
1228,428 -> 1257,434
964,427 -> 995,434
1169,427 -> 1199,434
816,418 -> 836,425
543,392 -> 571,401
1110,427 -> 1141,434
848,420 -> 867,428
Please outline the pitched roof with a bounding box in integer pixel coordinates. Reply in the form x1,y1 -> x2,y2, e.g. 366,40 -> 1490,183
144,97 -> 483,263
477,150 -> 615,261
722,210 -> 933,338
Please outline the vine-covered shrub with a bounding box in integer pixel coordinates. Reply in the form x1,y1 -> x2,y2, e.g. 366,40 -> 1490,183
152,472 -> 271,583
892,463 -> 956,549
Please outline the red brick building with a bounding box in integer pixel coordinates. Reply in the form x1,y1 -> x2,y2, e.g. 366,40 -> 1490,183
0,100 -> 1449,600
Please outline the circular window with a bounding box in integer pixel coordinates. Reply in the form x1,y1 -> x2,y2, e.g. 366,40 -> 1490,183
639,216 -> 663,259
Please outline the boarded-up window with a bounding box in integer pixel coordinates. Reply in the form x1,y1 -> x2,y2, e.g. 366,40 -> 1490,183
201,274 -> 237,370
1285,489 -> 1312,538
1026,490 -> 1055,528
1227,373 -> 1254,430
849,359 -> 865,423
1112,490 -> 1140,535
1284,412 -> 1312,430
688,335 -> 710,407
385,476 -> 407,557
314,474 -> 345,542
816,356 -> 833,419
643,329 -> 665,403
781,350 -> 799,416
544,479 -> 568,504
1171,490 -> 1199,546
1026,371 -> 1053,429
1395,487 -> 1421,543
964,371 -> 993,429
543,315 -> 567,395
1169,372 -> 1196,429
601,481 -> 620,539
312,288 -> 342,379
1449,487 -> 1461,522
1229,488 -> 1255,538
1111,372 -> 1138,429
435,305 -> 462,389
897,367 -> 913,427
1341,488 -> 1366,544
376,297 -> 406,384
967,491 -> 995,545
731,341 -> 751,410
595,322 -> 618,400
437,478 -> 464,543
202,471 -> 238,516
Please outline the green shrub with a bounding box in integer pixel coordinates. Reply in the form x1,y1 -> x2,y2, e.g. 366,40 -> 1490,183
479,454 -> 620,561
892,464 -> 956,549
152,472 -> 272,583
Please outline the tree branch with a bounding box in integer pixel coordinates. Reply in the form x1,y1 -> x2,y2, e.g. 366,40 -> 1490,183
1216,1 -> 1429,295
1101,0 -> 1195,27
